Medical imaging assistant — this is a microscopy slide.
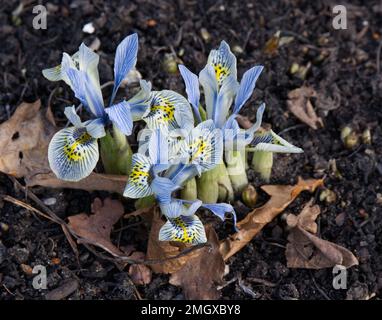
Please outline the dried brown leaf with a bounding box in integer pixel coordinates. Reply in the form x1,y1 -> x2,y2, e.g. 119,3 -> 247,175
146,208 -> 199,274
169,226 -> 225,300
128,252 -> 152,285
220,178 -> 324,260
287,86 -> 324,130
0,100 -> 56,178
286,199 -> 320,233
286,200 -> 358,269
286,226 -> 358,269
26,171 -> 127,194
67,197 -> 125,257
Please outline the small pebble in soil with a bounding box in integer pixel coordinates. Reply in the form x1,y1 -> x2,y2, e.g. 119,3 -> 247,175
43,197 -> 57,206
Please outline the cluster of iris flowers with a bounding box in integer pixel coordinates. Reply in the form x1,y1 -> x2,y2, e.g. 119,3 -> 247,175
43,34 -> 302,245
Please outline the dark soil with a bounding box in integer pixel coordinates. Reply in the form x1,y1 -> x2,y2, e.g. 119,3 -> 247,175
1,0 -> 382,300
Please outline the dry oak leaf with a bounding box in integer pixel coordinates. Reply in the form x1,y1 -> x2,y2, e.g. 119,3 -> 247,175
169,225 -> 225,300
286,200 -> 358,269
0,100 -> 56,178
128,251 -> 152,285
287,86 -> 324,130
67,197 -> 125,257
146,208 -> 200,274
220,178 -> 324,260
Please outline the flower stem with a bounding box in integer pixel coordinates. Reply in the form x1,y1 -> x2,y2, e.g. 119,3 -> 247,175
226,150 -> 248,194
196,166 -> 219,203
181,177 -> 198,201
251,151 -> 273,182
100,125 -> 132,175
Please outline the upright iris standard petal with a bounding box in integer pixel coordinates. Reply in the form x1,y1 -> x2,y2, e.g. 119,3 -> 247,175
159,215 -> 207,244
82,71 -> 105,118
129,80 -> 152,121
48,127 -> 99,182
111,33 -> 139,103
178,65 -> 201,123
105,101 -> 133,136
199,65 -> 218,122
251,129 -> 304,153
123,153 -> 153,198
78,43 -> 101,88
214,74 -> 239,128
233,65 -> 264,115
142,90 -> 194,133
202,203 -> 238,231
65,68 -> 88,109
178,120 -> 223,172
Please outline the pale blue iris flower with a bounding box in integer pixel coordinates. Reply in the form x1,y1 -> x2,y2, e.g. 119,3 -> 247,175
45,34 -> 153,181
178,41 -> 302,153
123,123 -> 236,244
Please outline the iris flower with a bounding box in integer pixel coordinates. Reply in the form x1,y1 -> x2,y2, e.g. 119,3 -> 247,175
123,124 -> 235,244
45,34 -> 152,181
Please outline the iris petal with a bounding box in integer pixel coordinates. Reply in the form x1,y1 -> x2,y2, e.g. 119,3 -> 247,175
123,153 -> 153,198
233,66 -> 264,115
251,129 -> 303,153
202,203 -> 237,231
64,105 -> 82,127
129,80 -> 152,121
48,127 -> 99,182
159,215 -> 207,244
111,33 -> 139,104
178,64 -> 201,123
105,101 -> 133,136
142,90 -> 193,133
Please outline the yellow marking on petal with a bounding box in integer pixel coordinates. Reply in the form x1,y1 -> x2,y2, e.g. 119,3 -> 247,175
63,132 -> 92,162
171,217 -> 195,243
213,63 -> 229,85
150,98 -> 176,123
189,138 -> 208,162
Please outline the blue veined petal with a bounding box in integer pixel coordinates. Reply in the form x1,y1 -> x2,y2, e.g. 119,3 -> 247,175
207,40 -> 237,86
148,128 -> 168,165
104,101 -> 133,136
142,90 -> 193,132
178,64 -> 201,123
178,199 -> 203,217
123,153 -> 153,199
251,129 -> 304,153
129,80 -> 152,121
61,53 -> 78,87
42,53 -> 76,84
159,200 -> 184,219
82,71 -> 105,118
48,126 -> 99,182
151,176 -> 179,205
178,120 -> 223,172
158,215 -> 207,244
166,163 -> 202,187
84,118 -> 106,139
202,203 -> 238,231
245,103 -> 265,144
111,33 -> 139,104
64,105 -> 82,127
65,68 -> 88,109
233,66 -> 264,115
214,74 -> 239,128
199,65 -> 218,121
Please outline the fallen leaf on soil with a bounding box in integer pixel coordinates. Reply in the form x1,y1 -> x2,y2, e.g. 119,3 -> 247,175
67,198 -> 125,257
0,100 -> 128,194
219,178 -> 324,260
26,171 -> 127,194
286,200 -> 358,269
0,100 -> 56,178
287,86 -> 324,130
286,198 -> 320,233
146,208 -> 200,274
169,226 -> 225,300
128,251 -> 152,285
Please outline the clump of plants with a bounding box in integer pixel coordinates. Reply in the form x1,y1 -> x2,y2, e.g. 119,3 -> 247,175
43,34 -> 302,245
